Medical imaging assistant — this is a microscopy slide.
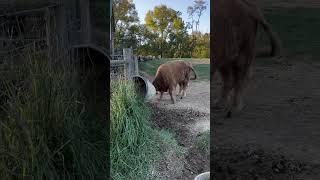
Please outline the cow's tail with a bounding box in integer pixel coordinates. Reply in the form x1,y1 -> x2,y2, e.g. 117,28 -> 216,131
241,0 -> 282,58
256,20 -> 282,58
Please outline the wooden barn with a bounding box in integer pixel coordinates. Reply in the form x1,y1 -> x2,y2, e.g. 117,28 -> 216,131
0,0 -> 111,59
0,0 -> 112,119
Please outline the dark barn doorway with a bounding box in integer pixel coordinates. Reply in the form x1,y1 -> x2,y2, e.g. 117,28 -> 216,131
72,45 -> 109,122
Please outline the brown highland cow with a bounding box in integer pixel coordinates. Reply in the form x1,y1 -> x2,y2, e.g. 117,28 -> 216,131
153,61 -> 197,104
211,0 -> 282,117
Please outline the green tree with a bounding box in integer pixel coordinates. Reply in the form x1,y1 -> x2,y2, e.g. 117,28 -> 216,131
112,0 -> 139,51
186,0 -> 208,58
168,26 -> 191,58
145,5 -> 184,58
192,32 -> 210,58
137,25 -> 159,56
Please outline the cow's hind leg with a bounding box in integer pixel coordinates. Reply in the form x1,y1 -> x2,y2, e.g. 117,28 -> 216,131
169,86 -> 176,104
178,84 -> 183,96
182,82 -> 189,97
226,63 -> 247,117
158,91 -> 164,101
180,82 -> 188,99
213,66 -> 233,109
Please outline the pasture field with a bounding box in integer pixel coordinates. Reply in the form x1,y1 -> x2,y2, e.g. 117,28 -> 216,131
212,4 -> 320,179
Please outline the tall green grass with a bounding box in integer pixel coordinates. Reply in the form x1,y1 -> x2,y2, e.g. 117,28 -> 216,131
111,79 -> 156,179
196,130 -> 210,156
0,51 -> 108,179
110,79 -> 185,179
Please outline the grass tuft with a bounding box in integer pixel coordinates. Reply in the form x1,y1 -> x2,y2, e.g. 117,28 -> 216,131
111,78 -> 156,179
0,51 -> 107,179
110,78 -> 185,179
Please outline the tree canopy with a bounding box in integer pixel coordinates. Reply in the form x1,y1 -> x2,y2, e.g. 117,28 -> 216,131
112,0 -> 209,58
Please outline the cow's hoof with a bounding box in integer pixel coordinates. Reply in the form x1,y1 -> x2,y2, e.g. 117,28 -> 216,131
225,111 -> 232,118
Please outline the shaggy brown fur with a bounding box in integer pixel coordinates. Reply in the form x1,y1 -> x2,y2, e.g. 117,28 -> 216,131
211,0 -> 282,117
177,61 -> 197,98
153,61 -> 197,103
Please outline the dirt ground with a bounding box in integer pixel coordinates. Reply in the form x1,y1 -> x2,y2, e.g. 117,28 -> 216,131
212,58 -> 320,179
148,80 -> 210,180
210,1 -> 320,179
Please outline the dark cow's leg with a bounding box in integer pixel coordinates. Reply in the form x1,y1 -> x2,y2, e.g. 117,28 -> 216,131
229,33 -> 256,116
159,91 -> 164,101
179,82 -> 187,99
214,65 -> 233,109
178,84 -> 183,96
169,86 -> 176,104
179,83 -> 183,99
182,81 -> 189,98
228,60 -> 247,117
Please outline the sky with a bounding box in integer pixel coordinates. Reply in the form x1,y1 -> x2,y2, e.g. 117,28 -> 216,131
132,0 -> 210,33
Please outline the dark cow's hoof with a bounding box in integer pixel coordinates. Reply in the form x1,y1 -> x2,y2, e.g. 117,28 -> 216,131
225,111 -> 232,118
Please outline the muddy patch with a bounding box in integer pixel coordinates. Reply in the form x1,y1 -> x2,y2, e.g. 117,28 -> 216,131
150,105 -> 207,146
213,144 -> 320,180
150,105 -> 210,179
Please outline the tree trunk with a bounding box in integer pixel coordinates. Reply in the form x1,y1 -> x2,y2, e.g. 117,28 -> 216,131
160,31 -> 163,58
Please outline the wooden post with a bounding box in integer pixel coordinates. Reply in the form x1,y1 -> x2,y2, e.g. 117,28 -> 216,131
108,0 -> 113,55
80,0 -> 91,44
134,55 -> 139,76
45,7 -> 52,59
123,48 -> 133,79
55,1 -> 67,53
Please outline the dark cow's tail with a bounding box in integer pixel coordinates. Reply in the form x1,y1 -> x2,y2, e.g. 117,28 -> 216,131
240,0 -> 282,58
256,20 -> 282,58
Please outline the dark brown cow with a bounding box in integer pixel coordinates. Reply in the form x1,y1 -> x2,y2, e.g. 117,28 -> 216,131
211,0 -> 282,117
153,61 -> 197,104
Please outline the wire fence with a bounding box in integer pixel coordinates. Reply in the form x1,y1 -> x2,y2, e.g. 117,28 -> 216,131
110,48 -> 139,80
